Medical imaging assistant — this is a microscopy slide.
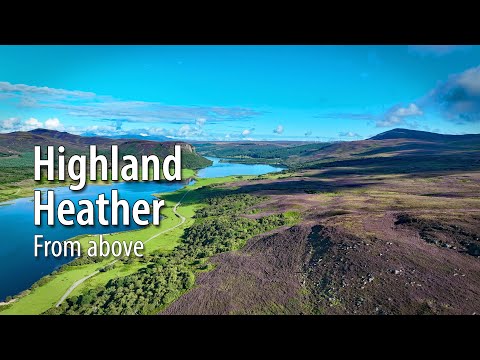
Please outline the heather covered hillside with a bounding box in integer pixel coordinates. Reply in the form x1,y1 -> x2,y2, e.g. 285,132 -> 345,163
0,129 -> 212,186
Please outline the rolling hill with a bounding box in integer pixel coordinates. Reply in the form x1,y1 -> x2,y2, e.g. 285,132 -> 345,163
370,128 -> 480,142
0,129 -> 212,185
294,128 -> 480,174
196,128 -> 480,174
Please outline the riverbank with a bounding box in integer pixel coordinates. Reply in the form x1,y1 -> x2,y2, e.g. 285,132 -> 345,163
0,174 -> 264,314
0,168 -> 196,204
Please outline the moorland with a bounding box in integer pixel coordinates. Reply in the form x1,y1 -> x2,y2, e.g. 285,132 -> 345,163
1,128 -> 479,315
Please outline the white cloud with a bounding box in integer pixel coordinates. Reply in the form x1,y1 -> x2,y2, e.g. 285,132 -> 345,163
273,125 -> 284,134
455,66 -> 480,94
148,127 -> 168,136
172,124 -> 205,138
178,125 -> 192,137
195,117 -> 207,126
376,116 -> 403,128
52,101 -> 260,125
242,128 -> 254,136
391,103 -> 422,117
419,65 -> 480,123
377,103 -> 423,127
0,117 -> 21,130
0,81 -> 95,98
24,117 -> 43,129
305,130 -> 313,136
0,81 -> 261,125
45,117 -> 62,130
79,125 -> 117,137
0,117 -> 51,133
339,131 -> 360,138
76,123 -> 209,140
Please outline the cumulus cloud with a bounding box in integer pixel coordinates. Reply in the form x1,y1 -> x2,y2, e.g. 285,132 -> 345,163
0,117 -> 65,133
419,65 -> 480,123
316,65 -> 480,129
24,118 -> 43,129
0,117 -> 21,131
391,103 -> 422,117
45,117 -> 62,130
408,45 -> 471,56
0,117 -> 52,132
304,130 -> 313,136
242,128 -> 254,136
273,125 -> 284,134
376,103 -> 423,127
339,131 -> 360,138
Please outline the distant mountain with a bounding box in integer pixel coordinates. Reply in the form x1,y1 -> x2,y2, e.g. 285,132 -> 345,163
370,128 -> 480,142
0,129 -> 118,154
295,128 -> 480,172
0,128 -> 212,170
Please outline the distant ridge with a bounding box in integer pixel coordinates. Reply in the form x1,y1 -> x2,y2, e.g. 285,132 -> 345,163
370,128 -> 480,141
0,128 -> 212,169
29,128 -> 114,145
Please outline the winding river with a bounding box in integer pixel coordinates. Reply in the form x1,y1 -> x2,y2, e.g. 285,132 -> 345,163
0,157 -> 280,301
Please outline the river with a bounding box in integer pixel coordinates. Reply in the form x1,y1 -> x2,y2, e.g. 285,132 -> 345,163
0,157 -> 280,301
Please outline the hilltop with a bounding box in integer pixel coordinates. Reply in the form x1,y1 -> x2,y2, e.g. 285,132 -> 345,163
370,128 -> 480,141
0,128 -> 199,157
0,129 -> 212,187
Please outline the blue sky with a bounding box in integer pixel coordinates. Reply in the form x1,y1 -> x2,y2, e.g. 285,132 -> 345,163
0,45 -> 479,141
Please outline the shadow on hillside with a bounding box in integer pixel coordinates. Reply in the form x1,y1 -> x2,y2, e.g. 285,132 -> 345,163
306,153 -> 480,178
226,179 -> 377,196
354,143 -> 449,157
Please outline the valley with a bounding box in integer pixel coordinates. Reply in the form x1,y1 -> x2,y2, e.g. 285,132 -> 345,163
1,127 -> 479,315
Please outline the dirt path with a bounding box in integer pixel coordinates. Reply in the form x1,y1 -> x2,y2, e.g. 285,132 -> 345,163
55,191 -> 190,307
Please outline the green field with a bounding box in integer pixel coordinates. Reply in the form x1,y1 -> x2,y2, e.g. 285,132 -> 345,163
0,174 -> 259,315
